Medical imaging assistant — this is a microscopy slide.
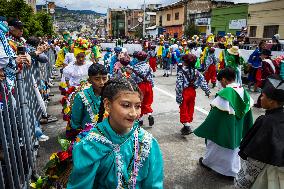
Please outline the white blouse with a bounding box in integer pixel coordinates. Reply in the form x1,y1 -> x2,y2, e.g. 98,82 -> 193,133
63,61 -> 92,87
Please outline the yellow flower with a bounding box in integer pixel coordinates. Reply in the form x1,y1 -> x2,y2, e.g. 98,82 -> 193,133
59,82 -> 67,88
64,107 -> 71,114
50,153 -> 58,160
30,183 -> 37,188
94,114 -> 99,122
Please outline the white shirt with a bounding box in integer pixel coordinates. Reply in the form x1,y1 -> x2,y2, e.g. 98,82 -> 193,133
63,62 -> 92,87
55,45 -> 61,55
64,53 -> 76,65
191,47 -> 202,58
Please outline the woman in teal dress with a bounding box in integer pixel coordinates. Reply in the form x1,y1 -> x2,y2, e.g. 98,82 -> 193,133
67,77 -> 164,189
67,64 -> 108,139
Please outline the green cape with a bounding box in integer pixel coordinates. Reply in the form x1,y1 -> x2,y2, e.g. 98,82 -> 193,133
194,87 -> 253,149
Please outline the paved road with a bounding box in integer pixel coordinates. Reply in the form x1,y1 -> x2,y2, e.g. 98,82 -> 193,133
37,68 -> 265,189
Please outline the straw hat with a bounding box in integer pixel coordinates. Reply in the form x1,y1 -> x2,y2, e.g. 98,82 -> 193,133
228,46 -> 239,55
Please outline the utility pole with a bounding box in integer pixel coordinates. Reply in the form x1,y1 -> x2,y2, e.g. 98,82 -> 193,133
46,0 -> 48,13
143,0 -> 146,38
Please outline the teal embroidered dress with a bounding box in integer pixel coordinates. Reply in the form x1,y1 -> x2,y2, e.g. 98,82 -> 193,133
67,118 -> 164,189
71,86 -> 101,130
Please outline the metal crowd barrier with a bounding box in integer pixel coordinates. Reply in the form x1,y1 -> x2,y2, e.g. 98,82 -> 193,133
0,49 -> 55,189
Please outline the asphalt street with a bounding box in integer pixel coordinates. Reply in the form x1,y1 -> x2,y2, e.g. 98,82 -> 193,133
36,67 -> 265,189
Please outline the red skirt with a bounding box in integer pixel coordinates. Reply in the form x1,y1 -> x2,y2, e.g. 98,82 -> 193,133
149,57 -> 157,72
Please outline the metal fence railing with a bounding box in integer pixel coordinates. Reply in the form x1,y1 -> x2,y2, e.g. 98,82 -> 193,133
0,49 -> 55,189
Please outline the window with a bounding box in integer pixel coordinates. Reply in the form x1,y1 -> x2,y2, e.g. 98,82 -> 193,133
159,16 -> 162,26
249,26 -> 257,37
167,14 -> 171,21
175,12 -> 179,20
263,25 -> 279,38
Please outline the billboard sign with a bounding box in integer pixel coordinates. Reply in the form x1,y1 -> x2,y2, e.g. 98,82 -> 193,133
229,19 -> 246,30
195,18 -> 210,26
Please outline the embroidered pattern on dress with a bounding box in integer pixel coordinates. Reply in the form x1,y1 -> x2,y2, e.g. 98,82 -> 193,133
84,127 -> 153,189
78,90 -> 98,123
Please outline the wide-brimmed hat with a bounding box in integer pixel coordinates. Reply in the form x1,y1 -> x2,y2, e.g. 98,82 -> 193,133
261,49 -> 272,56
228,46 -> 239,55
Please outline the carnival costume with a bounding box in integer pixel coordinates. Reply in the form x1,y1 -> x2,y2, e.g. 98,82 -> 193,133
109,47 -> 122,77
200,34 -> 215,71
162,44 -> 171,77
236,76 -> 284,189
67,118 -> 163,189
194,83 -> 254,177
148,46 -> 157,72
204,48 -> 218,87
131,51 -> 154,121
103,47 -> 112,71
176,54 -> 210,134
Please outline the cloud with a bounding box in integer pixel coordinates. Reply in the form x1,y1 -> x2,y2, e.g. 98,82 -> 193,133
37,0 -> 269,13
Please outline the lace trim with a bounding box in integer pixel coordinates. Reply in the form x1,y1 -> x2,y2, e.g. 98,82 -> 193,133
84,127 -> 152,189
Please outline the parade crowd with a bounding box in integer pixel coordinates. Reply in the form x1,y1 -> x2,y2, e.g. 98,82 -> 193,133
1,15 -> 284,189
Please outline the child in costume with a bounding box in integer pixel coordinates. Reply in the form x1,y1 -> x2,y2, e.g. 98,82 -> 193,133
130,51 -> 155,127
200,33 -> 215,72
91,40 -> 102,63
236,75 -> 284,189
103,47 -> 112,71
68,64 -> 108,139
67,77 -> 164,189
147,45 -> 157,74
254,49 -> 276,108
204,47 -> 218,88
130,51 -> 139,66
62,38 -> 92,87
109,46 -> 122,77
113,52 -> 131,78
176,54 -> 210,135
225,46 -> 243,85
157,40 -> 164,68
194,67 -> 254,178
170,44 -> 180,76
162,44 -> 171,77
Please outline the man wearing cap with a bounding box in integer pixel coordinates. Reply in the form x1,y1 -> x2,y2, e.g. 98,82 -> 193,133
0,17 -> 31,90
236,75 -> 284,189
224,46 -> 243,85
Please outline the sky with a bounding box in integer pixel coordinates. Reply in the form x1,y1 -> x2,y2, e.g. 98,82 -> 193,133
37,0 -> 270,14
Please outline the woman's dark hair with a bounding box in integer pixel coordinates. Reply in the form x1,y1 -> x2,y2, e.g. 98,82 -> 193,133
97,77 -> 142,123
27,36 -> 40,47
217,67 -> 236,82
88,63 -> 108,76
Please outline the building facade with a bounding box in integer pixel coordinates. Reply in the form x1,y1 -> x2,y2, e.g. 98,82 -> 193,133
211,4 -> 248,36
107,8 -> 126,38
248,0 -> 284,40
156,1 -> 186,38
186,0 -> 234,35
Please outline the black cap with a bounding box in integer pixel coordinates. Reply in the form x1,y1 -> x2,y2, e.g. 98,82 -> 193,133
261,49 -> 272,56
8,18 -> 24,29
262,75 -> 284,103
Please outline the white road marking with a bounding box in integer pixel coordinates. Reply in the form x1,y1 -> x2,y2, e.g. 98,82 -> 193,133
154,86 -> 209,115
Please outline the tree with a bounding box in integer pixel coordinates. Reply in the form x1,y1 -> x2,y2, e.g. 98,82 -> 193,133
0,0 -> 54,37
184,23 -> 200,39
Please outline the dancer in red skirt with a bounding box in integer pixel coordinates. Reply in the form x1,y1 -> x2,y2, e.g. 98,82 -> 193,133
148,45 -> 157,74
130,51 -> 155,127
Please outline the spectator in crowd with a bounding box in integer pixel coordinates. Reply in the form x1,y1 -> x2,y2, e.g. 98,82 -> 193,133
271,34 -> 281,51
